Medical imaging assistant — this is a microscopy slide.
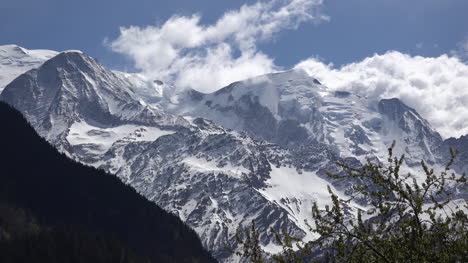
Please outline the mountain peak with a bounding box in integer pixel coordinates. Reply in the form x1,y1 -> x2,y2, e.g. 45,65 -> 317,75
1,49 -> 127,135
0,47 -> 186,144
261,68 -> 324,86
378,98 -> 433,131
61,49 -> 84,54
245,68 -> 320,87
205,68 -> 325,100
0,44 -> 28,55
42,49 -> 96,72
0,45 -> 58,92
270,68 -> 309,78
0,44 -> 57,58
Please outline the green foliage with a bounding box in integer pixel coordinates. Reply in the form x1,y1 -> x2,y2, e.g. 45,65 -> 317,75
231,142 -> 468,262
229,221 -> 265,263
269,228 -> 313,263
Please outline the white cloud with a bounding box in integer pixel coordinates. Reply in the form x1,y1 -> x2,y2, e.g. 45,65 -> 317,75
107,1 -> 468,139
108,0 -> 328,93
451,36 -> 468,61
295,51 -> 468,139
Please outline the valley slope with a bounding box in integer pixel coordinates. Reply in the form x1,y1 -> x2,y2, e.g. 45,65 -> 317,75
1,45 -> 466,261
0,101 -> 216,263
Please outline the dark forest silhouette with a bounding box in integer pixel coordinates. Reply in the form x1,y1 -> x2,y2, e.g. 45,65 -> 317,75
0,101 -> 217,263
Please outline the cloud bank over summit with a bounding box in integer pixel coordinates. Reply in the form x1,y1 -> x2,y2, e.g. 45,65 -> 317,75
107,0 -> 328,92
107,0 -> 468,139
295,51 -> 468,139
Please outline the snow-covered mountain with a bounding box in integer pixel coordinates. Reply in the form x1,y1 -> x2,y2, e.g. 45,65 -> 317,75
162,69 -> 444,166
0,48 -> 350,261
0,46 -> 465,262
0,50 -> 184,149
0,45 -> 57,92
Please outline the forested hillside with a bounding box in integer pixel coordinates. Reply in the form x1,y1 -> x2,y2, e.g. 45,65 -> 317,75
0,102 -> 217,263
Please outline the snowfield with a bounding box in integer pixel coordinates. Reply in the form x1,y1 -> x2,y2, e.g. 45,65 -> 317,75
1,46 -> 466,262
0,45 -> 57,92
67,120 -> 175,154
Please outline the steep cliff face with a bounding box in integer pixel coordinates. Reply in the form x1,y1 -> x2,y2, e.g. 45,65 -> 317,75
1,51 -> 186,153
1,50 -> 350,260
0,47 -> 463,262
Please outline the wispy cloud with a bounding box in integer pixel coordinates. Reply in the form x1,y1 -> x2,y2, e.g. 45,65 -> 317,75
107,0 -> 328,92
451,36 -> 468,62
295,51 -> 468,139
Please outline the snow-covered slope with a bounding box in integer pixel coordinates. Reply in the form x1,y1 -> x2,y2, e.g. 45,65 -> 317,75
114,71 -> 172,104
163,69 -> 444,166
0,47 -> 464,262
1,51 -> 184,145
0,49 -> 359,261
0,45 -> 57,92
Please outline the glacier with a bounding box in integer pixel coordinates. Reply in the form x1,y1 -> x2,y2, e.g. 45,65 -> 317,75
0,45 -> 466,262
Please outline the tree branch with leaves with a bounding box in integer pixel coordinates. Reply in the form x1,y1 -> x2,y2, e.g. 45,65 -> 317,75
230,142 -> 468,263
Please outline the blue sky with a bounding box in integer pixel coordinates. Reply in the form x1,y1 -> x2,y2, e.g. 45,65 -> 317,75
1,0 -> 467,69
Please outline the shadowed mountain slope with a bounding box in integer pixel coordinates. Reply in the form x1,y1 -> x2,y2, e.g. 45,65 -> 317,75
0,101 -> 217,263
